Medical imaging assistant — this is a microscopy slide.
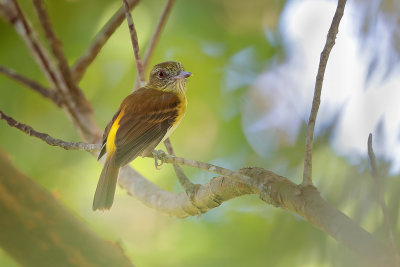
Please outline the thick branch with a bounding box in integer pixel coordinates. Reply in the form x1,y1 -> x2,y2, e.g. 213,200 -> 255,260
118,165 -> 395,266
0,109 -> 394,265
0,65 -> 62,106
122,0 -> 145,87
302,0 -> 347,185
72,0 -> 140,82
368,134 -> 399,263
0,148 -> 133,266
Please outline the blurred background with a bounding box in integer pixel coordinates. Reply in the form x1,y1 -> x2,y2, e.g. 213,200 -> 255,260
1,0 -> 399,266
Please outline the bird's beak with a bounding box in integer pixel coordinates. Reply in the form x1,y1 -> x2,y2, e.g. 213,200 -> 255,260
175,71 -> 192,79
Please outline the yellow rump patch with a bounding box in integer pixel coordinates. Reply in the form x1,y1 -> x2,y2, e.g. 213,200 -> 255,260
106,111 -> 124,157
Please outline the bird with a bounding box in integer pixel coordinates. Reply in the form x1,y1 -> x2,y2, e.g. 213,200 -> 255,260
93,61 -> 192,211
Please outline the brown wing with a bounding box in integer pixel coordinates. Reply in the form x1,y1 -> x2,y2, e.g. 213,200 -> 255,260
98,109 -> 121,160
114,88 -> 180,166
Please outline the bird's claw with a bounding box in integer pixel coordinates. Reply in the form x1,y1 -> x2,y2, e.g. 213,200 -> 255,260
153,150 -> 167,170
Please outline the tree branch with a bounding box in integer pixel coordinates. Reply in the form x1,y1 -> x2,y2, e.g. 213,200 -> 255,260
118,165 -> 396,266
32,0 -> 95,119
0,109 -> 257,188
0,110 -> 100,152
302,0 -> 347,185
0,0 -> 61,93
122,0 -> 146,88
32,0 -> 81,98
71,0 -> 140,82
1,0 -> 100,141
368,134 -> 399,264
0,109 -> 395,266
0,65 -> 62,106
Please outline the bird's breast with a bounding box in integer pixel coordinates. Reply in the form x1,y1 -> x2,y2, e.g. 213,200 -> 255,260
162,94 -> 187,142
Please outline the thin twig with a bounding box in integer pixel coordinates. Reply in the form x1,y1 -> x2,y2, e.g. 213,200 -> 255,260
367,134 -> 399,263
164,138 -> 198,194
1,0 -> 60,91
32,0 -> 82,97
122,0 -> 146,87
133,0 -> 175,90
34,0 -> 100,139
32,0 -> 98,140
1,0 -> 97,140
71,0 -> 140,82
160,153 -> 257,189
143,0 -> 175,69
302,0 -> 347,185
0,65 -> 62,106
0,110 -> 100,152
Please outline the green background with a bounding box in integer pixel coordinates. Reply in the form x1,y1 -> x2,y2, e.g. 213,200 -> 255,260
0,0 -> 398,266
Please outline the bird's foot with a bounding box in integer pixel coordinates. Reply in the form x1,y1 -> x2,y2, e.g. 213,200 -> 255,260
152,150 -> 167,170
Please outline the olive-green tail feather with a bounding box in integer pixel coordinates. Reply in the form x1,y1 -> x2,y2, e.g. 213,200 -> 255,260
93,156 -> 120,211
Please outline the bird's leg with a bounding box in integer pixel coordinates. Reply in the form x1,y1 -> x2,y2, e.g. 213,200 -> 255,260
152,150 -> 167,170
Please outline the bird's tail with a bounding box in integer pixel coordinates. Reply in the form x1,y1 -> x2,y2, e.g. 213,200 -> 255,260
93,155 -> 120,211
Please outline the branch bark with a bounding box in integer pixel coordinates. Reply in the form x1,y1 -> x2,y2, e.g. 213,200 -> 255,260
118,166 -> 396,266
0,148 -> 134,266
302,0 -> 347,185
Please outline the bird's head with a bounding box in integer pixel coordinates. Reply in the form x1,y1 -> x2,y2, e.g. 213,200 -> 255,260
148,61 -> 192,93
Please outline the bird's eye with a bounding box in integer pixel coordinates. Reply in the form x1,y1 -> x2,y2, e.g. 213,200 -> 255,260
157,70 -> 166,78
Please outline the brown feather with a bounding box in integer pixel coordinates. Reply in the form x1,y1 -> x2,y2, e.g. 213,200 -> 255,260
113,87 -> 181,166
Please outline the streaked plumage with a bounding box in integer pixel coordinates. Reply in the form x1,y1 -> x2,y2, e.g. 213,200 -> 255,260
93,61 -> 191,211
